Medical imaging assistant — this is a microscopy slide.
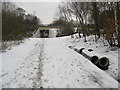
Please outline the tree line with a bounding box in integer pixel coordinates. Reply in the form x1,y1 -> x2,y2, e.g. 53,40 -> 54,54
50,1 -> 120,48
2,2 -> 41,41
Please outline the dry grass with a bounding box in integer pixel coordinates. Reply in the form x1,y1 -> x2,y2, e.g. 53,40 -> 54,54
0,40 -> 24,52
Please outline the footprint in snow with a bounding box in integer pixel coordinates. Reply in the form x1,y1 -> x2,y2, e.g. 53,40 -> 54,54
20,66 -> 24,68
60,59 -> 62,61
28,78 -> 32,80
80,68 -> 83,70
34,67 -> 37,69
46,58 -> 49,60
52,65 -> 55,67
31,72 -> 33,74
44,79 -> 49,82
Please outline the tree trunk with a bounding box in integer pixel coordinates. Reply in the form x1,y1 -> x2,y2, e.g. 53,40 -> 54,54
92,2 -> 100,39
116,2 -> 120,47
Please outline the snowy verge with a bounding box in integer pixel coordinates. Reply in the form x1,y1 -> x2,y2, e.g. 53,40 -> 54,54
1,38 -> 44,88
66,35 -> 119,81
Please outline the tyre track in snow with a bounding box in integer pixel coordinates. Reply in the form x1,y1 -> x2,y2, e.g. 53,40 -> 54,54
34,39 -> 44,88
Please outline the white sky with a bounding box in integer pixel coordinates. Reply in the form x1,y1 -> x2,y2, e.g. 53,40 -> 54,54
15,1 -> 61,25
6,0 -> 120,24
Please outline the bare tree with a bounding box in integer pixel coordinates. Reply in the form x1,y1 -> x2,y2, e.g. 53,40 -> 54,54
58,4 -> 74,36
67,2 -> 91,41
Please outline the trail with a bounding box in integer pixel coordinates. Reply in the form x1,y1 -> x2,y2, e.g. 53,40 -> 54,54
1,37 -> 119,88
41,37 -> 118,88
2,38 -> 44,88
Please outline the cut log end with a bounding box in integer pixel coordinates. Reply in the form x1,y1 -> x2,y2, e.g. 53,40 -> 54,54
79,48 -> 85,54
91,56 -> 99,65
98,57 -> 109,70
88,49 -> 93,52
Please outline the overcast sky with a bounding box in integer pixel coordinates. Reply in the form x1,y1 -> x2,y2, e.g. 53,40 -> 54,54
15,1 -> 61,25
9,0 -> 120,24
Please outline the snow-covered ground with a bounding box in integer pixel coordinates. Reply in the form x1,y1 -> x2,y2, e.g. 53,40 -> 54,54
0,52 -> 2,90
66,34 -> 119,81
0,35 -> 119,88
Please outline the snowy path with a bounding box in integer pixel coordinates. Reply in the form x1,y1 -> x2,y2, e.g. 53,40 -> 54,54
1,37 -> 119,88
41,37 -> 118,88
2,38 -> 44,88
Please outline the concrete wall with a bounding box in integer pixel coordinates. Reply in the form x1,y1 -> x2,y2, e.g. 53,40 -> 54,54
33,29 -> 40,38
49,28 -> 57,38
